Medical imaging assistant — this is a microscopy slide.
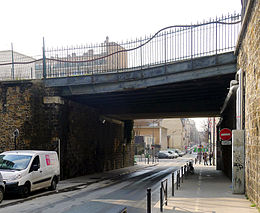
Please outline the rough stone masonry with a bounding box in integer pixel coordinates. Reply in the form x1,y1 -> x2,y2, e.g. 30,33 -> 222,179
0,80 -> 134,179
237,0 -> 260,208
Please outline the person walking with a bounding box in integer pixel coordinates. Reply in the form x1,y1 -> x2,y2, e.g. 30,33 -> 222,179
203,152 -> 208,166
209,152 -> 213,165
197,152 -> 202,164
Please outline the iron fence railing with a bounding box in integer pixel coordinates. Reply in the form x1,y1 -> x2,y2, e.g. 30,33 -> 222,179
0,12 -> 241,81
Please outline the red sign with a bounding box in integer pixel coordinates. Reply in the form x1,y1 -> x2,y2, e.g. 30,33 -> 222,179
219,128 -> 232,141
45,155 -> 51,166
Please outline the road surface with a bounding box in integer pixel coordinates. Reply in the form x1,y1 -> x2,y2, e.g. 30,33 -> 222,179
0,158 -> 190,213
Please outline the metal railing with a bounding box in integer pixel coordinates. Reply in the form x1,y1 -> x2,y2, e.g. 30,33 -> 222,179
0,13 -> 241,81
147,160 -> 194,213
160,179 -> 168,212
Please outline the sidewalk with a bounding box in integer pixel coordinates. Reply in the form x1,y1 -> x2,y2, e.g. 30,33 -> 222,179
159,164 -> 258,213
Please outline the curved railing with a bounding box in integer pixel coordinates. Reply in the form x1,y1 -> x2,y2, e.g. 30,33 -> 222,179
0,12 -> 241,80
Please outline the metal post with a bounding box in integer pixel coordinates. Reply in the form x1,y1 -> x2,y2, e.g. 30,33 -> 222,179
178,171 -> 181,187
190,26 -> 193,68
215,17 -> 218,56
160,186 -> 163,212
147,188 -> 151,213
172,173 -> 174,196
213,118 -> 216,166
181,167 -> 184,183
165,181 -> 168,206
42,37 -> 47,80
176,171 -> 179,189
13,129 -> 19,150
11,43 -> 14,80
164,32 -> 167,74
140,40 -> 143,70
14,136 -> 17,150
184,165 -> 187,177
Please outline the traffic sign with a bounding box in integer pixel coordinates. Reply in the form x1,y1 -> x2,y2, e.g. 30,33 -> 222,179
219,128 -> 232,141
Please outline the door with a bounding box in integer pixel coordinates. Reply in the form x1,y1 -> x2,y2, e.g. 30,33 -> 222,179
29,155 -> 44,191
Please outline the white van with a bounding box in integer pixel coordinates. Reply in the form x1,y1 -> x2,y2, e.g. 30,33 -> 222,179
0,172 -> 4,203
0,150 -> 60,196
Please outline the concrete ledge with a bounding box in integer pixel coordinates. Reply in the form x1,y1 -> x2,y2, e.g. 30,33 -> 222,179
43,96 -> 64,104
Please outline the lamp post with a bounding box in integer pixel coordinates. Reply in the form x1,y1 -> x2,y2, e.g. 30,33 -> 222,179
13,129 -> 19,150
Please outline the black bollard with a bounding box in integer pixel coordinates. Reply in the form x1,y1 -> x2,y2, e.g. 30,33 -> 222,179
172,173 -> 174,196
147,188 -> 151,213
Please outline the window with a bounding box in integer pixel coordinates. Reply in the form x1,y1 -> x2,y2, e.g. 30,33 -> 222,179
29,155 -> 40,172
0,154 -> 32,170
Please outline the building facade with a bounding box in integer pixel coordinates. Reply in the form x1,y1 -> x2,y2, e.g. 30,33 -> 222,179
134,119 -> 168,151
161,118 -> 184,149
42,37 -> 128,78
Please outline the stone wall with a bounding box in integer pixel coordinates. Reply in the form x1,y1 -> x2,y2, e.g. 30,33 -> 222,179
237,0 -> 260,207
0,81 -> 134,179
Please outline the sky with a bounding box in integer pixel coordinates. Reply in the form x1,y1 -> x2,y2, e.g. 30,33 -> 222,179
1,0 -> 241,56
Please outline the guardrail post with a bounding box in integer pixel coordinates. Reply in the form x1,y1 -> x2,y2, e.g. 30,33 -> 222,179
184,165 -> 187,177
42,37 -> 47,80
176,171 -> 179,189
147,188 -> 151,213
165,180 -> 168,206
178,170 -> 181,188
160,186 -> 163,212
172,172 -> 174,196
181,167 -> 184,183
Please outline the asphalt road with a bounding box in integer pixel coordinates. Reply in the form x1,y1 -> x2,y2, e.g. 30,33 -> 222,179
0,158 -> 190,213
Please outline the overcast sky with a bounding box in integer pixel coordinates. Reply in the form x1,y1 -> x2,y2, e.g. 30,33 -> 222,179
1,0 -> 241,56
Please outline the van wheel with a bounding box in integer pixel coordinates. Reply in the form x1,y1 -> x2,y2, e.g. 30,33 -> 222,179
0,187 -> 4,203
49,178 -> 57,191
21,183 -> 30,198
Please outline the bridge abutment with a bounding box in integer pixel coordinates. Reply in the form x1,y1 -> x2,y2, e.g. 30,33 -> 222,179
0,81 -> 134,179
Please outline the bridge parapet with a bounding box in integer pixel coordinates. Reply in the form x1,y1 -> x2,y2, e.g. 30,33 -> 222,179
0,13 -> 241,81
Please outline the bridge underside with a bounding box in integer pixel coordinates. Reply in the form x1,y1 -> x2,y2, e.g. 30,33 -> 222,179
46,52 -> 237,120
69,73 -> 234,120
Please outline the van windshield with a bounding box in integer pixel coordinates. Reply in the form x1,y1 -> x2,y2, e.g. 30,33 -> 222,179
0,154 -> 32,171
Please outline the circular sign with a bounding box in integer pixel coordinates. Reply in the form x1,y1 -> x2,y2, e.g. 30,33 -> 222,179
219,128 -> 232,141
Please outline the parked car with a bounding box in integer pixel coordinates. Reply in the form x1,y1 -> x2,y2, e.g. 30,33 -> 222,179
168,149 -> 185,157
0,172 -> 4,203
168,149 -> 180,157
0,150 -> 60,197
167,150 -> 179,158
158,151 -> 172,159
175,149 -> 186,157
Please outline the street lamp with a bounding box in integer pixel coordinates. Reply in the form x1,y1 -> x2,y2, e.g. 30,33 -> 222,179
13,129 -> 19,150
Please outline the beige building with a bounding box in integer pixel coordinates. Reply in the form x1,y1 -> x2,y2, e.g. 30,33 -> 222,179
44,37 -> 128,77
161,118 -> 184,149
134,119 -> 168,150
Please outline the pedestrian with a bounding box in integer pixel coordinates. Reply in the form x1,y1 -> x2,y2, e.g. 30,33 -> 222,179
203,152 -> 208,165
209,152 -> 213,165
197,152 -> 202,164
